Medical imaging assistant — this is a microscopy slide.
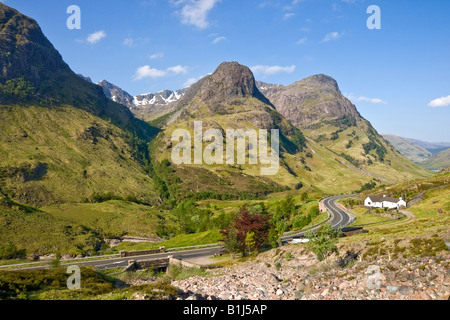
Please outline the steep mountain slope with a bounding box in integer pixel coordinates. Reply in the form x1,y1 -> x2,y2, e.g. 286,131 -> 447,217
420,148 -> 450,170
258,76 -> 432,183
150,62 -> 410,199
382,134 -> 433,163
0,3 -> 158,206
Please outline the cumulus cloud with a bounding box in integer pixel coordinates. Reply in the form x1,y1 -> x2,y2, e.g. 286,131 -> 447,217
346,94 -> 387,105
134,66 -> 167,80
322,31 -> 341,43
167,65 -> 188,74
87,31 -> 106,44
149,53 -> 164,60
428,95 -> 450,108
134,65 -> 188,81
251,65 -> 296,76
172,0 -> 221,29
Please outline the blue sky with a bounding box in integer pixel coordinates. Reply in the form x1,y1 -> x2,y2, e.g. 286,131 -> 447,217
2,0 -> 450,142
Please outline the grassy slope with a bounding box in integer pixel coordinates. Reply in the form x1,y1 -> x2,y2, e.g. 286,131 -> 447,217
303,119 -> 433,185
339,173 -> 449,260
0,105 -> 158,206
151,104 -> 423,198
0,199 -> 165,256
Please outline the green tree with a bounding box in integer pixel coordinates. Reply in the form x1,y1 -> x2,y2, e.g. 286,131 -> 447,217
245,231 -> 256,256
222,228 -> 241,259
305,224 -> 341,261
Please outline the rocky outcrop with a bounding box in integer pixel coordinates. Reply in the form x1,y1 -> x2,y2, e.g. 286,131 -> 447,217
172,245 -> 449,300
258,74 -> 362,128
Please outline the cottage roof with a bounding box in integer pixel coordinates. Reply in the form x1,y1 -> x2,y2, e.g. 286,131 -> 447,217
367,195 -> 402,203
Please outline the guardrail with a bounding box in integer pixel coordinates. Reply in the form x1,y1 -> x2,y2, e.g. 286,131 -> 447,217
282,208 -> 331,238
0,254 -> 121,270
166,243 -> 221,252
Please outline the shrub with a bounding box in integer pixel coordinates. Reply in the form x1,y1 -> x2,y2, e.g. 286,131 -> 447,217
305,224 -> 341,261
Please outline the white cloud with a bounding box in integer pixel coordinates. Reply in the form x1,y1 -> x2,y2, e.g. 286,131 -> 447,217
167,65 -> 188,74
173,0 -> 221,29
322,31 -> 341,43
212,36 -> 226,44
134,66 -> 167,80
87,31 -> 106,44
346,94 -> 387,105
296,37 -> 308,45
149,53 -> 164,59
251,65 -> 296,76
428,95 -> 450,108
134,65 -> 188,81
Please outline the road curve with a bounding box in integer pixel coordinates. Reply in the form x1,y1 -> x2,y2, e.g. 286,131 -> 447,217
281,194 -> 354,241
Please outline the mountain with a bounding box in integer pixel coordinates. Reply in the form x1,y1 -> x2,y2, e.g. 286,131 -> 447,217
404,138 -> 450,155
0,3 -> 159,206
97,79 -> 188,121
382,134 -> 433,163
132,88 -> 188,121
257,75 -> 432,183
148,62 -> 432,201
149,61 -> 308,200
420,148 -> 450,170
97,80 -> 134,108
258,75 -> 362,128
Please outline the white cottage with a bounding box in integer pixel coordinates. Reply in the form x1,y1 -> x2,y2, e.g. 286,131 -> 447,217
364,195 -> 407,209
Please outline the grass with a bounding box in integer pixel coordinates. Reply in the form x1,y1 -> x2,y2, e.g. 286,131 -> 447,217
42,200 -> 162,239
0,105 -> 158,207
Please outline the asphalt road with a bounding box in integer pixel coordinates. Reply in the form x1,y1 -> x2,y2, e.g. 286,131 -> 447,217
281,194 -> 353,241
12,247 -> 222,271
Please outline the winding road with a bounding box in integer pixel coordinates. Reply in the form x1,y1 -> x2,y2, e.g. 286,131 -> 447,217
3,195 -> 354,271
281,194 -> 354,242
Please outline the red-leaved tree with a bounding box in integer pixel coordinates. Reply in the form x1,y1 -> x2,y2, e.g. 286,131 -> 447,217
221,206 -> 273,255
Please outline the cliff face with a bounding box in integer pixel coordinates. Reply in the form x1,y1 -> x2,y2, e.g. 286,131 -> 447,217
258,74 -> 361,128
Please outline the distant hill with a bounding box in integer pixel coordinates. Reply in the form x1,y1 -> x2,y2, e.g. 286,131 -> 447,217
405,138 -> 450,154
420,148 -> 450,170
382,134 -> 433,163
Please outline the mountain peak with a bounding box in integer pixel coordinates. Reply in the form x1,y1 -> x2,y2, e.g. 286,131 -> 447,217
198,61 -> 273,108
305,74 -> 339,87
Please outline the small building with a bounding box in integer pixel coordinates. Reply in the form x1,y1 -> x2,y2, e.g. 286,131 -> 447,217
364,195 -> 407,209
